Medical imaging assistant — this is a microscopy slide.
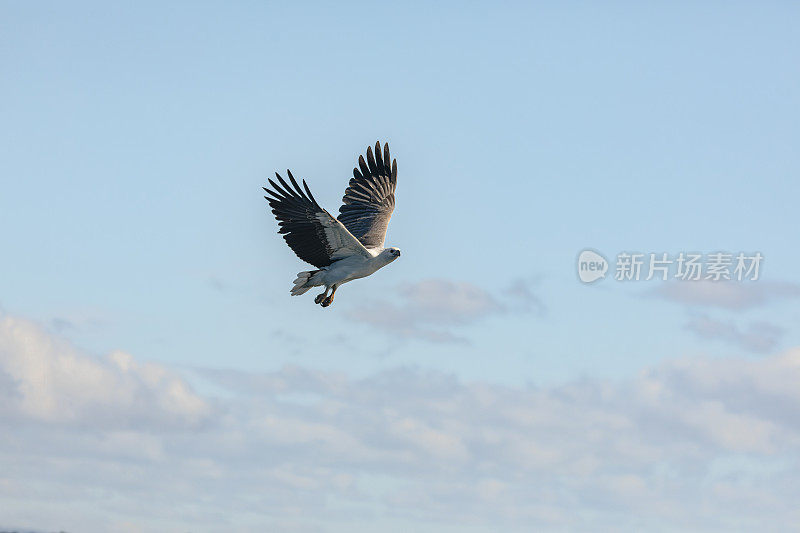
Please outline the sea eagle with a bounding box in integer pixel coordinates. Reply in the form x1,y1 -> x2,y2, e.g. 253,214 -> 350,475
263,141 -> 400,307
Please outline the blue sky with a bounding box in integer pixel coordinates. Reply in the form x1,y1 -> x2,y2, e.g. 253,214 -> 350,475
1,2 -> 799,532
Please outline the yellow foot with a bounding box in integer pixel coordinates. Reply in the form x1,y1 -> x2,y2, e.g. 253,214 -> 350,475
321,296 -> 333,307
314,293 -> 326,304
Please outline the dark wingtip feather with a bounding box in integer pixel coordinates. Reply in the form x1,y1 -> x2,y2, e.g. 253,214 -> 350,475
276,174 -> 297,198
267,178 -> 285,196
366,145 -> 377,174
287,170 -> 306,199
374,141 -> 383,171
302,179 -> 319,207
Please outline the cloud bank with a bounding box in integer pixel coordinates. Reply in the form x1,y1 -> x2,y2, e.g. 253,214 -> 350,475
653,280 -> 800,310
0,315 -> 211,429
686,314 -> 785,353
1,313 -> 799,532
348,279 -> 544,343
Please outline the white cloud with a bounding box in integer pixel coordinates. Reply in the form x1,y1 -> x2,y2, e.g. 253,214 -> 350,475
653,280 -> 800,310
685,314 -> 784,353
1,313 -> 800,532
0,314 -> 211,428
348,279 -> 543,343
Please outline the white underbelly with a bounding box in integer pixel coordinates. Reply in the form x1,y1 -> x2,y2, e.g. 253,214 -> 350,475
322,255 -> 381,286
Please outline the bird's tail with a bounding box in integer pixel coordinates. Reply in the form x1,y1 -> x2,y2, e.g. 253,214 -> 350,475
290,270 -> 322,296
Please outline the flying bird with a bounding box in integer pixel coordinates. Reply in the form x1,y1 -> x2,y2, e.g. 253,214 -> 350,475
263,141 -> 400,307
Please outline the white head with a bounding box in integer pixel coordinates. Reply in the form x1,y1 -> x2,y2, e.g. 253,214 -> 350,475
382,247 -> 401,262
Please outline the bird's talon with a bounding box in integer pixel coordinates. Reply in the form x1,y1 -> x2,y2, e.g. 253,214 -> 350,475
314,294 -> 325,304
321,297 -> 333,307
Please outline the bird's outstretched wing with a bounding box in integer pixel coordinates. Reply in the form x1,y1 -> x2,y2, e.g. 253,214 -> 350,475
264,171 -> 371,268
338,141 -> 397,250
